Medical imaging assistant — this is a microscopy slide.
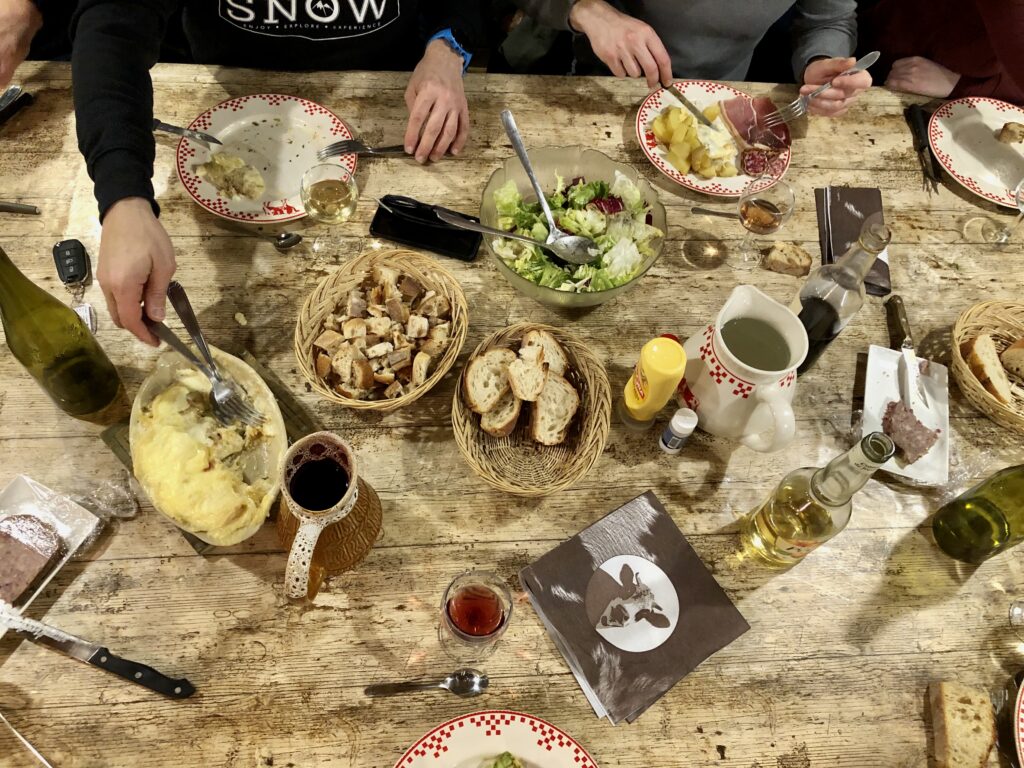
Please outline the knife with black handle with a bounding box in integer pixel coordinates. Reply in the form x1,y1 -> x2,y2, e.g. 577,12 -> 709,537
904,105 -> 942,188
1,600 -> 196,699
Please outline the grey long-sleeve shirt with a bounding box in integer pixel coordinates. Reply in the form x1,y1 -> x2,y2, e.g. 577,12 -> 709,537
515,0 -> 856,82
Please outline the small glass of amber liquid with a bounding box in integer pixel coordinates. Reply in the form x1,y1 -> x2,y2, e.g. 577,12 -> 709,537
300,163 -> 358,224
440,570 -> 512,661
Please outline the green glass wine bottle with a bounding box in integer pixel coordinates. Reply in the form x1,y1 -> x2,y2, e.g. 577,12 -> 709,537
932,466 -> 1024,564
0,245 -> 122,419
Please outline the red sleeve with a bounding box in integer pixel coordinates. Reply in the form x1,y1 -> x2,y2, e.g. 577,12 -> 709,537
972,0 -> 1024,96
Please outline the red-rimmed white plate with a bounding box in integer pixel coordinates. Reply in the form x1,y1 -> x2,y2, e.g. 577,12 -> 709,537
393,710 -> 599,768
175,93 -> 357,224
635,80 -> 791,198
1015,677 -> 1024,766
928,97 -> 1024,209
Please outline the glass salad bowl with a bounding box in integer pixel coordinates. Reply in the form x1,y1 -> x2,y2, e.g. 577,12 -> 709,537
479,146 -> 667,309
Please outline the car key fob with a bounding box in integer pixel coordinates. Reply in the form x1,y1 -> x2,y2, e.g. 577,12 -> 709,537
53,239 -> 91,286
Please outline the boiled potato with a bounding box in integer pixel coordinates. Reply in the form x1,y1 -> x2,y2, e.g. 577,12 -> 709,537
668,153 -> 691,175
668,140 -> 691,162
717,162 -> 739,177
690,145 -> 709,170
652,114 -> 672,144
667,108 -> 684,132
702,104 -> 721,123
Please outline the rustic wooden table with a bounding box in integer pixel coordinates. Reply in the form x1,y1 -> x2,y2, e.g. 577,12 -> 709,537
1,62 -> 1023,768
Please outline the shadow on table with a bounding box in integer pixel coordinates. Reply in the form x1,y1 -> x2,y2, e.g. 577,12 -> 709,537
843,524 -> 974,651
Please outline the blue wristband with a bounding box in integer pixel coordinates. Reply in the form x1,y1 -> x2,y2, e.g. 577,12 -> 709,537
428,28 -> 471,74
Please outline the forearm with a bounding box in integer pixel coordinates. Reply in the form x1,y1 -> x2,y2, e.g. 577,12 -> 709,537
511,0 -> 576,32
790,0 -> 857,80
71,0 -> 171,219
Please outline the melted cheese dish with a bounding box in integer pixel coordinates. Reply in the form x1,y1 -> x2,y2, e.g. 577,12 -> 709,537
133,370 -> 273,545
196,153 -> 266,200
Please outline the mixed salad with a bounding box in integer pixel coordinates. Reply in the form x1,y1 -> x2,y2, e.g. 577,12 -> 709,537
486,753 -> 524,768
492,170 -> 662,293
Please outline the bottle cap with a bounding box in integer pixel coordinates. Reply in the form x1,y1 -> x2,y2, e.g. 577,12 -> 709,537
660,333 -> 680,344
669,408 -> 699,436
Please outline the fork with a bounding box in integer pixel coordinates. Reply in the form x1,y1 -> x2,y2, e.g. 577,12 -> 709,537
164,281 -> 264,428
144,319 -> 262,428
317,138 -> 406,161
763,51 -> 880,129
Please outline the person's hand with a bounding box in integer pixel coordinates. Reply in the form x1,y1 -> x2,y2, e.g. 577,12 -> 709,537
885,56 -> 960,99
404,39 -> 469,163
801,57 -> 872,118
98,197 -> 176,346
0,0 -> 42,87
569,0 -> 672,89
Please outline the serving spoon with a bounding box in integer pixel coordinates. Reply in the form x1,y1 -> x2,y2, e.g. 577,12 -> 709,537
434,209 -> 590,266
364,668 -> 489,699
499,109 -> 597,265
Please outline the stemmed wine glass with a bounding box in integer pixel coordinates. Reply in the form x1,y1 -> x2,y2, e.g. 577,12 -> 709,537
728,177 -> 795,270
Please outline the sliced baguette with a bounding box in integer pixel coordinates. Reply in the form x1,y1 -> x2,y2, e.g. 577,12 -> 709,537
522,330 -> 568,376
480,390 -> 522,437
961,334 -> 1013,404
507,358 -> 548,402
530,374 -> 580,446
928,681 -> 995,768
463,348 -> 517,414
1000,338 -> 1024,379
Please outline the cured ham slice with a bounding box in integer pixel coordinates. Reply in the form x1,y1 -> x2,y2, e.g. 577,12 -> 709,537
719,95 -> 791,177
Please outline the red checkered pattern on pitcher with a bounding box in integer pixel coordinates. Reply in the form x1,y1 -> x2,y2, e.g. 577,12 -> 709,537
733,381 -> 754,398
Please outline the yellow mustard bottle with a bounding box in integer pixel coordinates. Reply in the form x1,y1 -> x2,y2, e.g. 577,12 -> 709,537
617,335 -> 687,430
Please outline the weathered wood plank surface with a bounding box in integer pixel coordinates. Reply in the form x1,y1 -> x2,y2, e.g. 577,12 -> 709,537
1,62 -> 1022,768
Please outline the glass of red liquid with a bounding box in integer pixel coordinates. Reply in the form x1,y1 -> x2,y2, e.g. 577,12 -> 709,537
440,570 -> 512,660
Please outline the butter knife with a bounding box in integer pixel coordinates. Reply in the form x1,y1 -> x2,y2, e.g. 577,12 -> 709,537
0,601 -> 195,699
664,82 -> 713,128
152,118 -> 222,147
0,85 -> 22,112
886,295 -> 930,411
904,105 -> 941,192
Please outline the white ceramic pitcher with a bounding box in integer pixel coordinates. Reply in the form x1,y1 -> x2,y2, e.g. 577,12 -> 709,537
678,286 -> 808,453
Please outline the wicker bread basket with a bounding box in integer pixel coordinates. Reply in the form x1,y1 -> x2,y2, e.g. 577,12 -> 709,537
951,300 -> 1024,435
452,322 -> 612,497
294,248 -> 468,412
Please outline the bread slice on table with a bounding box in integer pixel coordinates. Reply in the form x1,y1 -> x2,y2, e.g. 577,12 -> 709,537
481,390 -> 522,438
764,241 -> 812,277
463,348 -> 517,414
530,374 -> 580,446
522,330 -> 568,376
960,334 -> 1013,404
507,357 -> 548,402
1001,338 -> 1024,379
928,681 -> 995,768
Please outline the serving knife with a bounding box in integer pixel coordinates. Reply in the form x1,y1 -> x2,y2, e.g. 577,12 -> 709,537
152,118 -> 222,147
886,295 -> 930,411
904,105 -> 941,193
664,82 -> 713,128
0,85 -> 22,112
0,601 -> 195,699
0,201 -> 40,214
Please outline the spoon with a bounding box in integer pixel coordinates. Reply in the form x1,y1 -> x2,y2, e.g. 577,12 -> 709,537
691,206 -> 738,220
364,668 -> 489,699
499,109 -> 597,265
434,209 -> 590,266
270,231 -> 303,250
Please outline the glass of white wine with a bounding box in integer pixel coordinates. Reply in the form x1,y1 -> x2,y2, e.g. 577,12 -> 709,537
300,164 -> 358,224
728,177 -> 795,270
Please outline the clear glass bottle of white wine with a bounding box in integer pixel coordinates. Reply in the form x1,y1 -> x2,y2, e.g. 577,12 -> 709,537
0,245 -> 123,420
741,433 -> 896,567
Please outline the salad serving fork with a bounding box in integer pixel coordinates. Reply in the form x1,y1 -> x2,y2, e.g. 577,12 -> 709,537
763,51 -> 880,129
317,138 -> 405,160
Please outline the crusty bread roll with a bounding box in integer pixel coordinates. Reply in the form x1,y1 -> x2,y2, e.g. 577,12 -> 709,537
1000,338 -> 1024,379
960,334 -> 1012,404
530,374 -> 580,446
481,390 -> 522,438
463,348 -> 516,414
928,681 -> 995,768
997,121 -> 1024,144
764,241 -> 813,277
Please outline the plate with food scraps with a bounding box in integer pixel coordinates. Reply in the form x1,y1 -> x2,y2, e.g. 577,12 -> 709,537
862,345 -> 949,486
0,475 -> 100,639
635,80 -> 791,198
393,710 -> 598,768
928,97 -> 1024,209
175,93 -> 357,224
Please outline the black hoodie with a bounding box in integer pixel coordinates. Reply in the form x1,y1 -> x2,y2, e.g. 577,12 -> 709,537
71,0 -> 482,217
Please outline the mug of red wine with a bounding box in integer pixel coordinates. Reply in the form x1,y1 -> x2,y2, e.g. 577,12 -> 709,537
277,431 -> 381,600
